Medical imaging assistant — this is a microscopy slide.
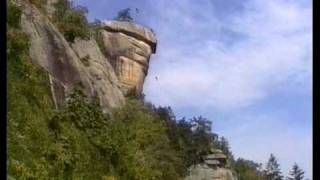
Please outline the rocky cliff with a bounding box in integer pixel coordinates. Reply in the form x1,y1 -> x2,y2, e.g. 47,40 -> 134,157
184,149 -> 238,180
100,20 -> 157,95
18,1 -> 156,112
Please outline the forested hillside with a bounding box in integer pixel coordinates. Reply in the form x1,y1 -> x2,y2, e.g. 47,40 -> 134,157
7,0 -> 306,179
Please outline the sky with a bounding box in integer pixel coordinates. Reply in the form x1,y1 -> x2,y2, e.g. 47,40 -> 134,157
73,0 -> 312,179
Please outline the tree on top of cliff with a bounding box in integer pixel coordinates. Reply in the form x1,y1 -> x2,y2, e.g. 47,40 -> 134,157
114,8 -> 134,22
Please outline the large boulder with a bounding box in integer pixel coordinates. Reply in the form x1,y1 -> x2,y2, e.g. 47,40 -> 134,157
185,164 -> 237,180
185,149 -> 238,180
100,21 -> 157,95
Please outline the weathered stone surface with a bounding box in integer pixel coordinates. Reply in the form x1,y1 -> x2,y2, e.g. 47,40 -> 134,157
45,0 -> 58,19
184,149 -> 238,180
101,20 -> 157,52
185,165 -> 236,180
71,38 -> 125,110
205,153 -> 228,160
20,1 -> 92,107
16,0 -> 157,112
19,1 -> 125,112
100,21 -> 157,95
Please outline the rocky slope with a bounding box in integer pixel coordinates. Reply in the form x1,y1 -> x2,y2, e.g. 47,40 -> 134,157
18,0 -> 157,112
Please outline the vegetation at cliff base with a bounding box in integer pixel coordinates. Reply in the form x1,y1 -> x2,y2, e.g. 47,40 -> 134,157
7,1 -> 308,179
233,158 -> 265,180
7,1 -> 55,178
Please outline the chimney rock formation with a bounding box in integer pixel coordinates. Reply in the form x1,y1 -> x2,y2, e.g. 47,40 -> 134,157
100,21 -> 157,95
19,1 -> 157,112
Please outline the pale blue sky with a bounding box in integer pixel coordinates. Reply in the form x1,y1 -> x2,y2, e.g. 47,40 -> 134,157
73,0 -> 312,178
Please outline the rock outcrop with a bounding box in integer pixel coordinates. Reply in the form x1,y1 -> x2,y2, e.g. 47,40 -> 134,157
20,1 -> 97,108
71,38 -> 125,111
184,149 -> 238,180
100,21 -> 157,95
18,1 -> 156,112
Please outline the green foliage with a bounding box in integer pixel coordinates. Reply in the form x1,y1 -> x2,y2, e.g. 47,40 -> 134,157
234,158 -> 266,180
213,136 -> 236,167
110,99 -> 183,179
7,9 -> 55,178
264,154 -> 284,180
114,8 -> 134,22
7,2 -> 288,180
148,105 -> 222,174
7,0 -> 22,28
44,91 -> 184,179
7,20 -> 183,177
53,0 -> 90,42
287,163 -> 305,180
8,75 -> 184,179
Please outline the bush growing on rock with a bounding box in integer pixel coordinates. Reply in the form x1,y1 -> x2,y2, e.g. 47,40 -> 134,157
53,0 -> 90,42
7,0 -> 22,28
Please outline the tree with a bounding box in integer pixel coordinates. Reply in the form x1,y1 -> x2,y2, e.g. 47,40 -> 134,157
114,8 -> 133,22
217,136 -> 233,158
234,158 -> 266,180
190,116 -> 215,162
264,154 -> 284,180
286,163 -> 305,180
216,136 -> 236,167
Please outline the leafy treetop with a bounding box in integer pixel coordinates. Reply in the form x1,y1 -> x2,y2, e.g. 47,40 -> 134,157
114,8 -> 134,22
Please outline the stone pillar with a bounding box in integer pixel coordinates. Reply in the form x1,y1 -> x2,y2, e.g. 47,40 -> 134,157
100,20 -> 157,95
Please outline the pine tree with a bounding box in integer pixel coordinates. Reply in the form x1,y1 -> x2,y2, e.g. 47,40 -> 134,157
286,163 -> 305,180
264,154 -> 284,180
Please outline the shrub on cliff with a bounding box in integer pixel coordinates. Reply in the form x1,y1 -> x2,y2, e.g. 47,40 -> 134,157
148,105 -> 225,174
53,0 -> 90,42
234,158 -> 266,180
8,86 -> 184,179
7,0 -> 22,28
7,3 -> 55,178
24,89 -> 182,179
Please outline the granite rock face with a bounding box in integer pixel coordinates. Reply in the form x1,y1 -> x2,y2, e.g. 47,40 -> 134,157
20,1 -> 94,108
184,149 -> 238,180
100,21 -> 157,95
18,2 -> 158,112
185,164 -> 236,180
71,38 -> 125,111
45,0 -> 58,19
17,0 -> 156,112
